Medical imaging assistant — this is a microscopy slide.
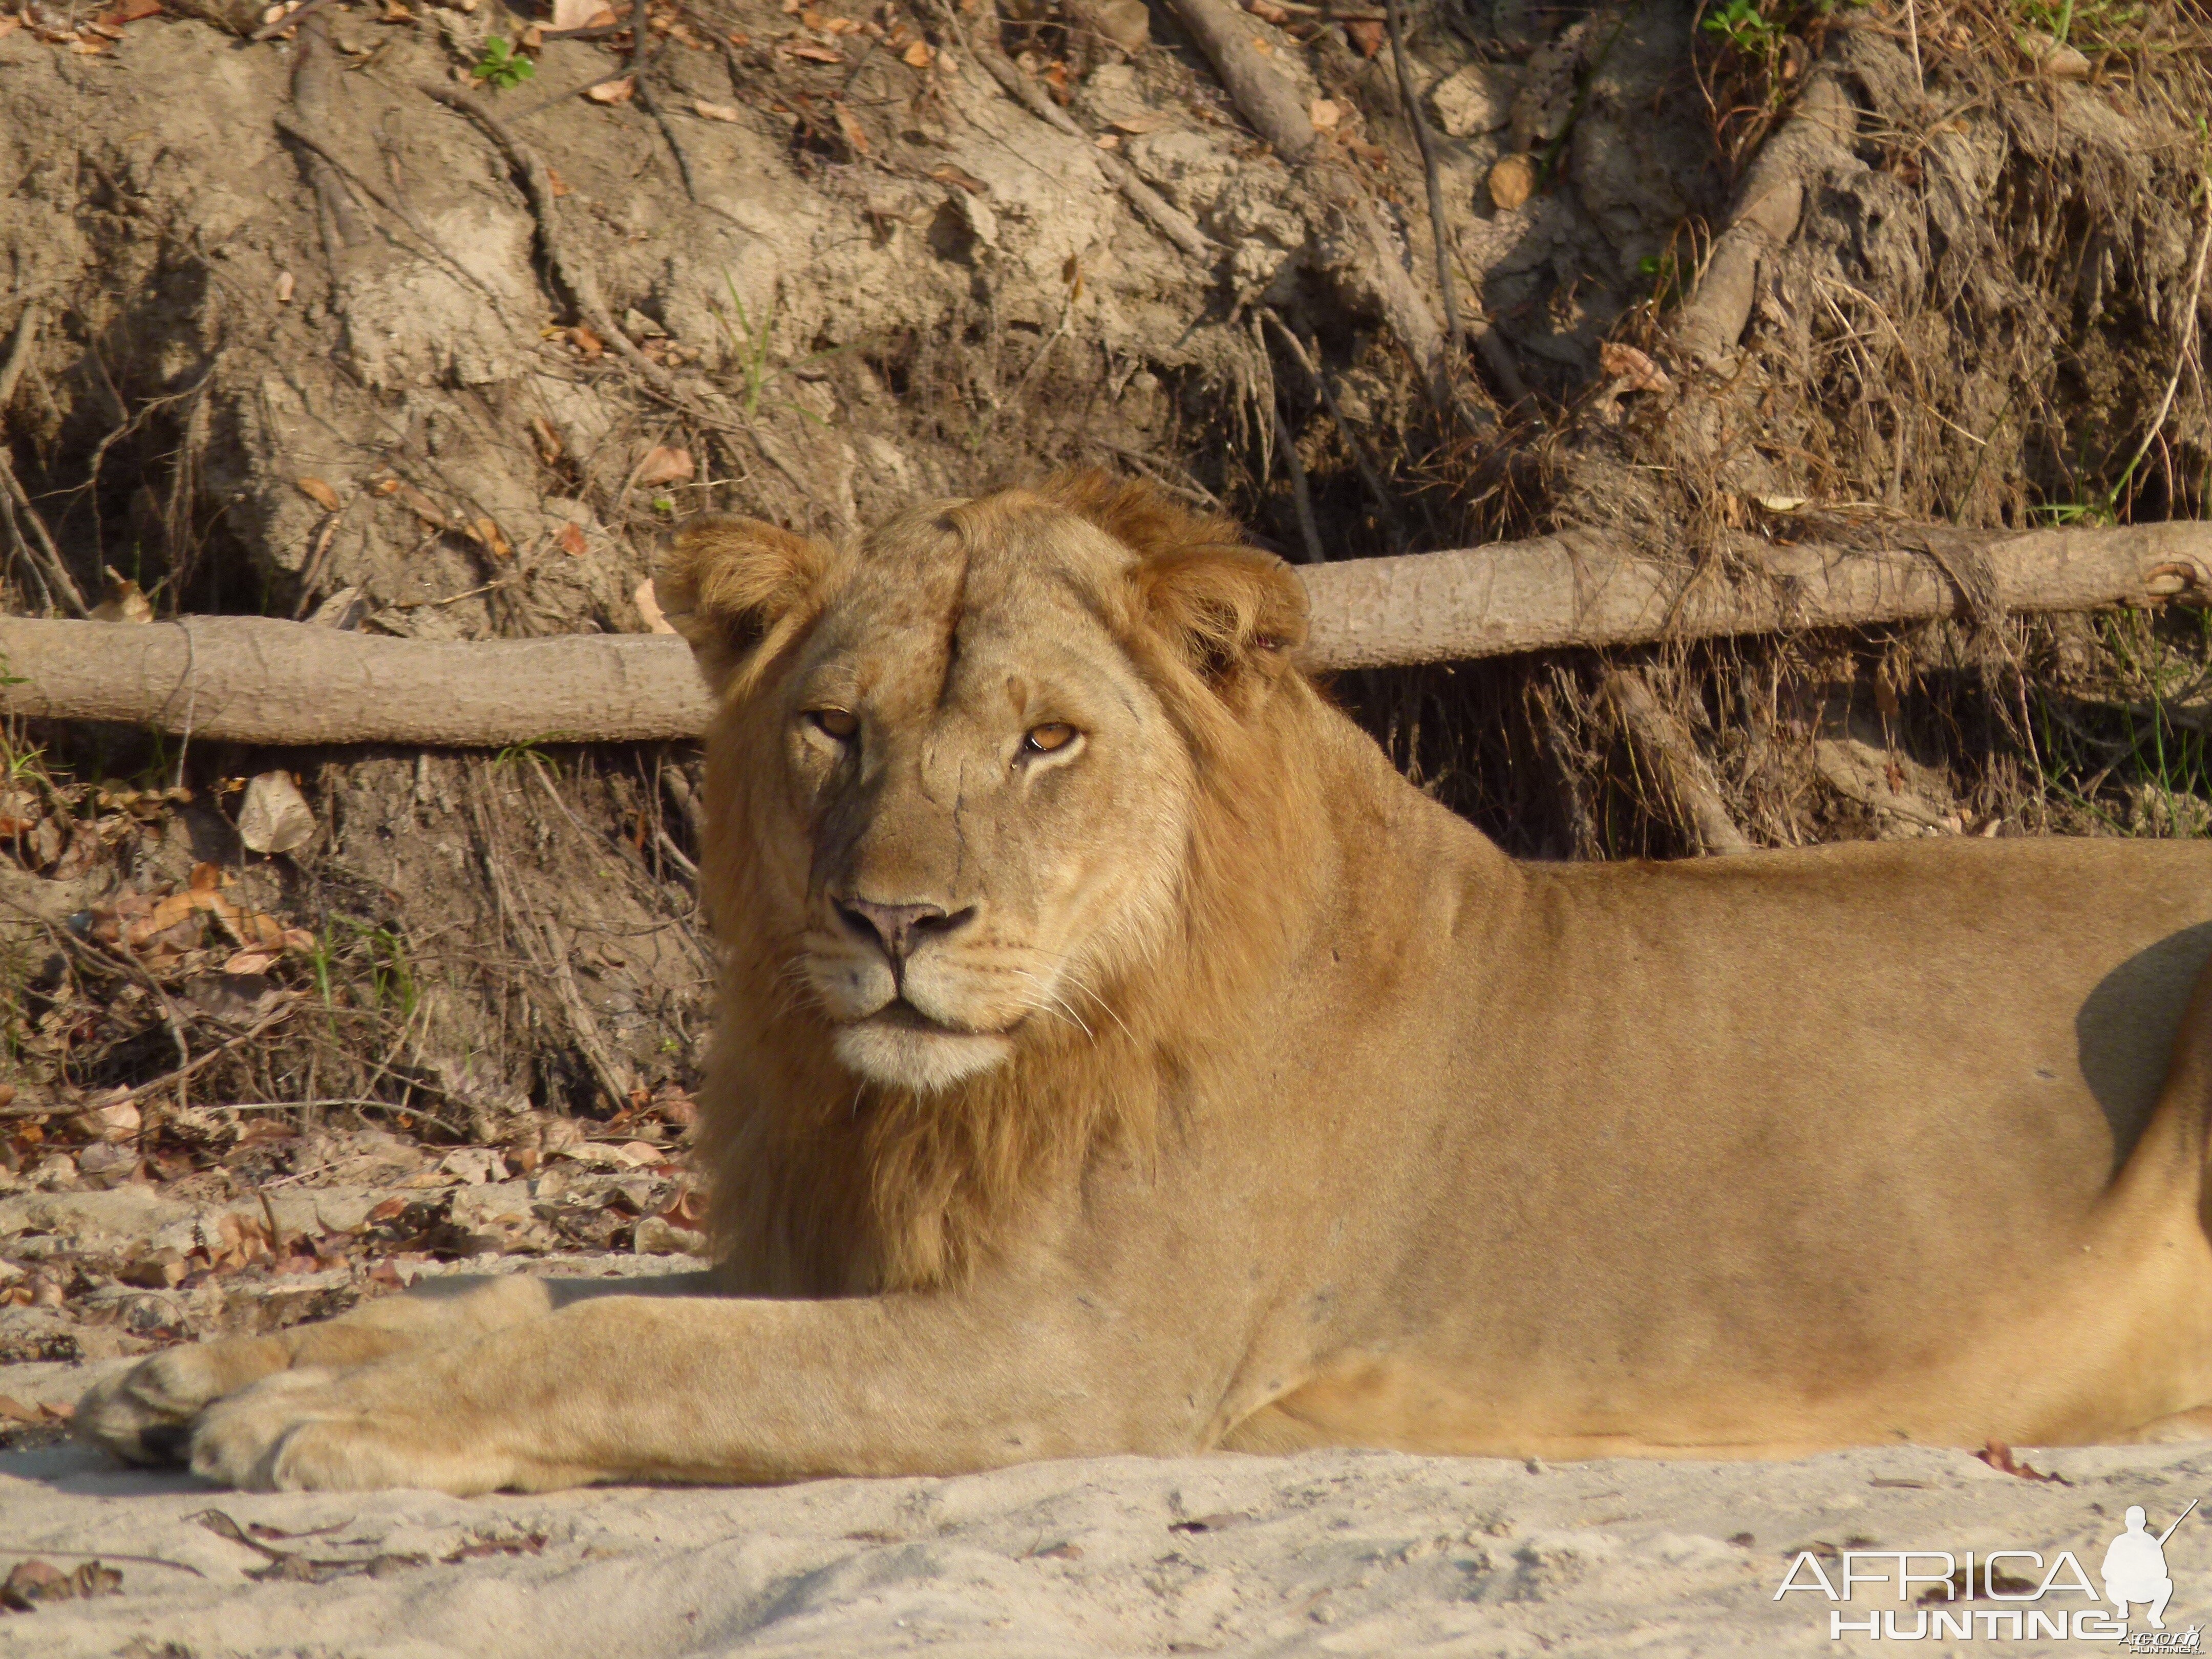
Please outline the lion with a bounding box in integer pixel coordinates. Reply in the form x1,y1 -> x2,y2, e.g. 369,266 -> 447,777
79,473 -> 2212,1493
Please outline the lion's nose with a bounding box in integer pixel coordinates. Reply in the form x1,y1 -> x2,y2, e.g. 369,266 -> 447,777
835,897 -> 975,963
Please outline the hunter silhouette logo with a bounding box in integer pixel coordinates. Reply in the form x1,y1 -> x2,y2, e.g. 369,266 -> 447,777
1776,1498 -> 2203,1645
2105,1501 -> 2196,1630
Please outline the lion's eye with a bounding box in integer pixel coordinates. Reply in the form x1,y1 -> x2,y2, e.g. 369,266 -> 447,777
1023,723 -> 1077,755
808,708 -> 859,740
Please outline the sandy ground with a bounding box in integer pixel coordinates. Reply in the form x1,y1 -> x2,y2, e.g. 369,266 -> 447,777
3,1349 -> 2210,1658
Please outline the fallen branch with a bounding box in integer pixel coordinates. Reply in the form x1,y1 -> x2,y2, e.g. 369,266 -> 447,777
7,522 -> 2212,743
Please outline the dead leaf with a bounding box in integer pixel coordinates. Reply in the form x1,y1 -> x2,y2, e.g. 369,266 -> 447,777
545,165 -> 571,198
89,566 -> 153,624
0,17 -> 21,37
295,476 -> 342,513
832,100 -> 870,152
1110,112 -> 1165,134
69,1100 -> 140,1142
635,577 -> 677,634
238,771 -> 315,856
548,0 -> 598,24
557,522 -> 590,558
221,948 -> 280,975
1976,1440 -> 2065,1482
390,483 -> 451,528
464,517 -> 513,559
693,97 -> 742,121
930,162 -> 987,194
1345,17 -> 1383,54
274,269 -> 296,304
0,1395 -> 39,1423
1597,341 -> 1672,395
1487,152 -> 1537,211
528,416 -> 564,465
569,325 -> 605,360
632,445 -> 695,488
782,37 -> 843,61
1093,133 -> 1120,149
69,36 -> 115,53
1309,98 -> 1340,131
585,76 -> 635,103
901,37 -> 931,65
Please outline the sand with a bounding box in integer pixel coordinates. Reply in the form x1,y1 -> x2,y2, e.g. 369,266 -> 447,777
3,1349 -> 2209,1657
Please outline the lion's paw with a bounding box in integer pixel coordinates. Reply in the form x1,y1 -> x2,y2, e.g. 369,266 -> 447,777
76,1336 -> 289,1466
189,1370 -> 512,1494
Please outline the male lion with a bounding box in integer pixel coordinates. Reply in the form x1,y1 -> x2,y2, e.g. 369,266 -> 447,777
81,475 -> 2212,1492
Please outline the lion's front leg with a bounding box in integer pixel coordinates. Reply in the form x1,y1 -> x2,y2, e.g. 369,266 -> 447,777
186,1284 -> 1202,1494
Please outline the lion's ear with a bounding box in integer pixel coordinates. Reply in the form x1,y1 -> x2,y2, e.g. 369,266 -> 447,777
657,515 -> 838,698
1131,542 -> 1310,711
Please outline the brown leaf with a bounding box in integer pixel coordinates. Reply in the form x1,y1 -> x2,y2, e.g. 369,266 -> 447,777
1975,1440 -> 2064,1482
1345,17 -> 1382,54
585,75 -> 635,103
238,771 -> 316,856
1110,112 -> 1166,133
634,577 -> 677,634
693,97 -> 742,121
901,37 -> 931,66
782,37 -> 843,61
528,416 -> 564,463
1597,341 -> 1672,395
295,476 -> 342,513
569,325 -> 604,360
545,165 -> 572,199
465,517 -> 514,559
930,162 -> 987,194
189,861 -> 224,894
0,1394 -> 39,1423
632,445 -> 695,488
0,1560 -> 71,1610
557,522 -> 590,558
391,483 -> 451,528
221,948 -> 280,975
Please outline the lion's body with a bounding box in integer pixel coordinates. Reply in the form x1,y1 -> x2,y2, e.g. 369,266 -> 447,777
79,477 -> 2212,1491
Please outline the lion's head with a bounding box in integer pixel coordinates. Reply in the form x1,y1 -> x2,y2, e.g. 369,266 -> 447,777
658,474 -> 1323,1288
661,474 -> 1312,1088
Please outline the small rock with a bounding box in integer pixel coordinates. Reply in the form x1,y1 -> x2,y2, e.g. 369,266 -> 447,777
1488,153 -> 1538,211
1070,0 -> 1148,53
2019,27 -> 2091,77
633,1215 -> 710,1256
1430,61 -> 1517,137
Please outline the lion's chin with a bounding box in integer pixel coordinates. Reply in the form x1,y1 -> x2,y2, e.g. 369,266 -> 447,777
832,1019 -> 1014,1094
